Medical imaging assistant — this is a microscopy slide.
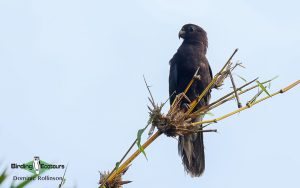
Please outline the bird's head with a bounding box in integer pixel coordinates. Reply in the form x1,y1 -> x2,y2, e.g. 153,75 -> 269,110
178,24 -> 208,46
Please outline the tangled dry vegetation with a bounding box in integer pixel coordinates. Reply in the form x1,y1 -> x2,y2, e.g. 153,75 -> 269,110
99,49 -> 299,188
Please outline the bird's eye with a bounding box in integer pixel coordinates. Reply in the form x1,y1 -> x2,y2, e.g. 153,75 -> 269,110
189,27 -> 194,32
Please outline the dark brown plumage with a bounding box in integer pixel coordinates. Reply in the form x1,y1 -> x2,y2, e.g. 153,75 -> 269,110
169,24 -> 212,177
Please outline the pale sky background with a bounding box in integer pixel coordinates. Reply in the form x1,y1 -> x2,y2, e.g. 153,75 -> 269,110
0,0 -> 300,188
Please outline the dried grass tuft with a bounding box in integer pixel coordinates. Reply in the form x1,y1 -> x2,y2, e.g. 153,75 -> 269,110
99,166 -> 131,188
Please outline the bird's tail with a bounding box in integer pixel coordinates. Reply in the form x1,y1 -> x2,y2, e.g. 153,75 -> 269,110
178,116 -> 205,177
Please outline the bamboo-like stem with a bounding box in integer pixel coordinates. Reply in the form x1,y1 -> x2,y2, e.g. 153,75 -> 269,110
103,131 -> 162,186
100,138 -> 137,188
192,80 -> 300,126
186,49 -> 238,114
236,79 -> 274,96
191,77 -> 277,117
207,78 -> 276,111
183,67 -> 200,94
211,78 -> 272,108
100,77 -> 157,188
190,77 -> 259,118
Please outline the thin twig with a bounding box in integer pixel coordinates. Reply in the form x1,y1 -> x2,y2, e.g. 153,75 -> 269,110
198,129 -> 217,133
228,69 -> 242,108
58,164 -> 68,188
143,75 -> 155,104
247,89 -> 263,106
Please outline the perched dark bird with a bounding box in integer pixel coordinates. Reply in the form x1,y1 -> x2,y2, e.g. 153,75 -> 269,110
169,24 -> 213,177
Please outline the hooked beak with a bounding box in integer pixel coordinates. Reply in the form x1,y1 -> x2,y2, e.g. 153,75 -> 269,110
178,30 -> 185,39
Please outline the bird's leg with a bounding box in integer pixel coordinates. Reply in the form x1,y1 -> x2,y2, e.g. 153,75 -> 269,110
180,93 -> 192,111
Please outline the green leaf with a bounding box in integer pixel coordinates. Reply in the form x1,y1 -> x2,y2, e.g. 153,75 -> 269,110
256,80 -> 271,97
235,74 -> 247,82
0,168 -> 7,185
136,129 -> 148,160
115,162 -> 120,172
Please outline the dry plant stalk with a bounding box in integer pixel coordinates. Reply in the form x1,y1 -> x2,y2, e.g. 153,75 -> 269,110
99,49 -> 299,188
192,80 -> 300,126
99,166 -> 131,188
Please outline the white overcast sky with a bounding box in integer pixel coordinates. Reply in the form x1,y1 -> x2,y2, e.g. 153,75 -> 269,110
0,0 -> 299,188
